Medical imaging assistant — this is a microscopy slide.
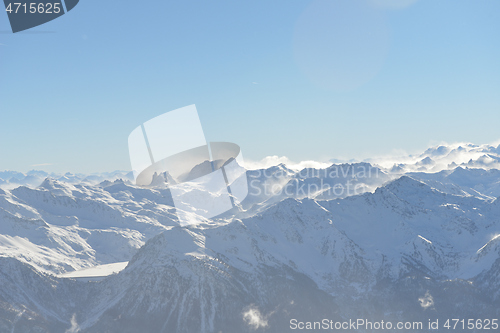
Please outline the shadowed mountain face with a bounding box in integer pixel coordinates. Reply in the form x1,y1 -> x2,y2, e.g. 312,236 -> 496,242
1,162 -> 500,332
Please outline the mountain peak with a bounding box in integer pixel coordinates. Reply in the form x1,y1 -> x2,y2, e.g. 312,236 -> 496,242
385,175 -> 428,190
39,177 -> 56,189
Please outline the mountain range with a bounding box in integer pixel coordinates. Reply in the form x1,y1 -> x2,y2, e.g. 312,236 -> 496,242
1,143 -> 500,332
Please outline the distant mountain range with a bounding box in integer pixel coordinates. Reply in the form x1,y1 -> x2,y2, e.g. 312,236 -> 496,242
0,171 -> 134,189
3,142 -> 500,190
366,142 -> 500,173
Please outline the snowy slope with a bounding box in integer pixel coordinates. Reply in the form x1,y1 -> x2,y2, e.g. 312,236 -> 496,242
0,179 -> 176,274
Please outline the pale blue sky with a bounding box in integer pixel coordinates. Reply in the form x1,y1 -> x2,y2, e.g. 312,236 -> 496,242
0,0 -> 499,173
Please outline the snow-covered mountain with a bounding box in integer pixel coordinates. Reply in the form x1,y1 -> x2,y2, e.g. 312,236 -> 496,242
1,143 -> 500,332
367,142 -> 500,173
0,178 -> 179,275
0,171 -> 134,190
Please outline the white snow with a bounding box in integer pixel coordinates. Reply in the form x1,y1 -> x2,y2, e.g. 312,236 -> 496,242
58,261 -> 128,279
